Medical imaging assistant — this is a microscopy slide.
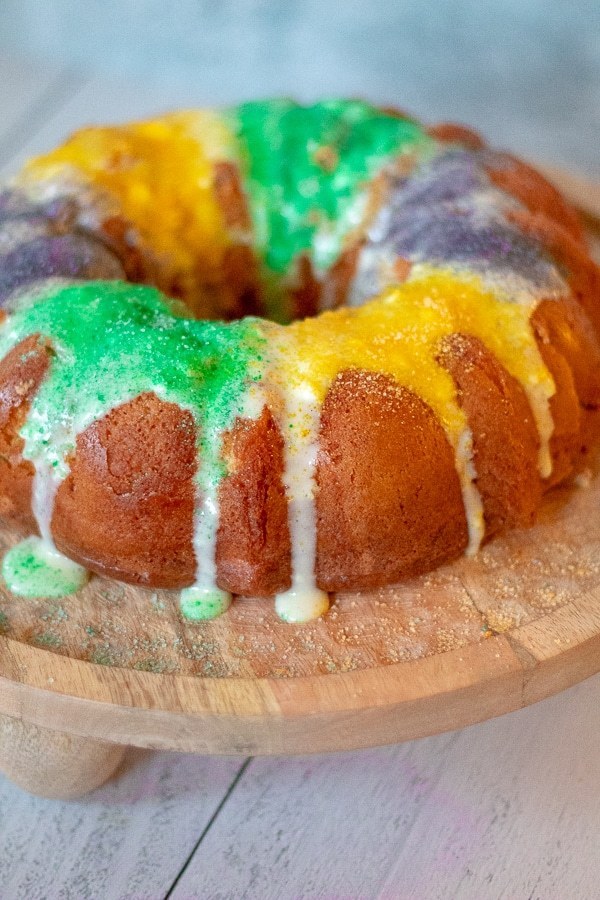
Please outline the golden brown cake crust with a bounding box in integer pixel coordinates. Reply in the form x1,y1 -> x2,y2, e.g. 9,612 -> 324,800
485,153 -> 586,244
438,333 -> 542,536
532,298 -> 600,410
315,369 -> 469,591
52,392 -> 197,587
426,122 -> 485,150
217,409 -> 291,597
0,334 -> 50,532
509,208 -> 600,333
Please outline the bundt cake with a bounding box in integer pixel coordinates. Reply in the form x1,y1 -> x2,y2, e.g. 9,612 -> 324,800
0,100 -> 597,623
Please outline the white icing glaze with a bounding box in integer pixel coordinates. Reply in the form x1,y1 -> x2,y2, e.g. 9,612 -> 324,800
522,381 -> 555,480
454,427 -> 485,555
26,413 -> 83,574
273,382 -> 329,623
180,583 -> 232,620
185,380 -> 265,606
184,377 -> 268,611
31,459 -> 61,546
188,474 -> 226,600
10,457 -> 90,597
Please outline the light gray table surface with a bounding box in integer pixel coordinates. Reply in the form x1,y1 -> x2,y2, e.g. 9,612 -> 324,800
0,44 -> 599,899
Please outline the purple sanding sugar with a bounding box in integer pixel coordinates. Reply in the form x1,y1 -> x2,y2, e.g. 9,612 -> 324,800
0,233 -> 124,305
389,150 -> 484,209
0,190 -> 53,229
363,148 -> 558,291
0,190 -> 78,226
387,207 -> 552,282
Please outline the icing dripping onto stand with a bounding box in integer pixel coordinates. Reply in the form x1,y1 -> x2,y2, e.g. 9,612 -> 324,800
180,585 -> 232,621
3,401 -> 90,600
272,382 -> 330,624
182,378 -> 268,621
3,536 -> 88,599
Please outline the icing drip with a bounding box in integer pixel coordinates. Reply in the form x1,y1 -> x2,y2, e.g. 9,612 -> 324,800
274,383 -> 329,623
3,535 -> 88,599
521,381 -> 555,479
180,585 -> 231,621
182,376 -> 267,619
32,460 -> 60,546
455,428 -> 485,555
181,434 -> 233,620
7,371 -> 94,600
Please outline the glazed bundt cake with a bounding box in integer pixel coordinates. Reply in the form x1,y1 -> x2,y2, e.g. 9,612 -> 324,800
0,100 -> 598,622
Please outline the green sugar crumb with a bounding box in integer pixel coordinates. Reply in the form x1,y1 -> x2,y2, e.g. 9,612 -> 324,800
90,647 -> 118,667
35,630 -> 63,649
133,657 -> 176,674
0,610 -> 9,634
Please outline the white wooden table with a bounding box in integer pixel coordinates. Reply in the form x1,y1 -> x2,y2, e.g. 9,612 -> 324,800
0,52 -> 599,900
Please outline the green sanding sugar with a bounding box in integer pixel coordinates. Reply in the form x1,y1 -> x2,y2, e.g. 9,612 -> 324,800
2,535 -> 88,598
231,99 -> 431,278
0,280 -> 267,489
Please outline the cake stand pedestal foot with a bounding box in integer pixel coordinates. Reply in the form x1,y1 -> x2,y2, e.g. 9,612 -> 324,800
0,713 -> 127,799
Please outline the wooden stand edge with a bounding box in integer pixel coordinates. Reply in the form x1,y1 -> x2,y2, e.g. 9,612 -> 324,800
0,584 -> 599,799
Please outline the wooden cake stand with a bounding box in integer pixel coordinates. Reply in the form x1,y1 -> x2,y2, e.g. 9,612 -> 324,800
0,170 -> 599,800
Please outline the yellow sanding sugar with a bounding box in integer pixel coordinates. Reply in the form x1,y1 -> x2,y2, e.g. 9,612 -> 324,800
22,111 -> 238,297
267,267 -> 555,447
